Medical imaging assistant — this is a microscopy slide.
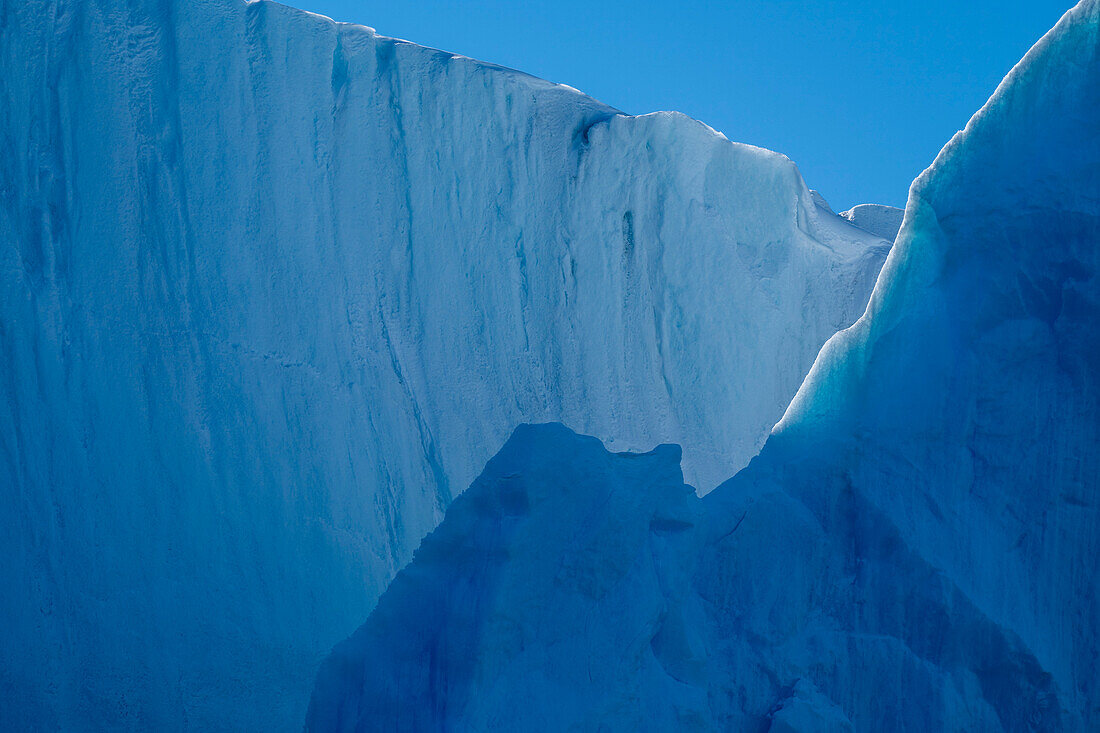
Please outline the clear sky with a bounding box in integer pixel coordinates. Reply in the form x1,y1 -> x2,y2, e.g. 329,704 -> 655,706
290,0 -> 1073,210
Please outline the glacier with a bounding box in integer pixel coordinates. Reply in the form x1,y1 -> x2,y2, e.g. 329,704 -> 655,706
0,0 -> 891,729
307,1 -> 1100,730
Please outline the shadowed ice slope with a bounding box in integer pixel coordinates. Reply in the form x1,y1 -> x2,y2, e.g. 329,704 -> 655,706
308,424 -> 703,731
0,0 -> 889,728
308,1 -> 1100,729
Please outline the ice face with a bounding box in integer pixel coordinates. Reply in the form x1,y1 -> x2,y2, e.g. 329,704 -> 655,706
0,0 -> 887,728
307,1 -> 1100,730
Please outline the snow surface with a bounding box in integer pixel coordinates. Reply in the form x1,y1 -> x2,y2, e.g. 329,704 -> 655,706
0,0 -> 889,728
308,1 -> 1100,729
839,203 -> 905,241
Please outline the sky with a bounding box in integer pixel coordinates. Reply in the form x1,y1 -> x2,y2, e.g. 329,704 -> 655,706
290,0 -> 1073,210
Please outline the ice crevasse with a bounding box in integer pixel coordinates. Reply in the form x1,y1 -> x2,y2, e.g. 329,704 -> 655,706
308,1 -> 1100,730
0,0 -> 891,728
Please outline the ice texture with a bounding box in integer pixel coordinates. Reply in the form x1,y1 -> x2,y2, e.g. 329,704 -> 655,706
0,0 -> 888,728
308,1 -> 1100,730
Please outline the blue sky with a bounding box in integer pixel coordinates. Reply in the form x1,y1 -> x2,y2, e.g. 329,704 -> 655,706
291,0 -> 1072,210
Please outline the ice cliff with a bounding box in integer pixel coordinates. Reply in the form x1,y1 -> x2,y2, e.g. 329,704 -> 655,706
308,1 -> 1100,730
0,0 -> 889,728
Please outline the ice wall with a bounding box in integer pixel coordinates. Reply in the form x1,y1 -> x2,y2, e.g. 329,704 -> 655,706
308,1 -> 1100,729
0,0 -> 887,728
